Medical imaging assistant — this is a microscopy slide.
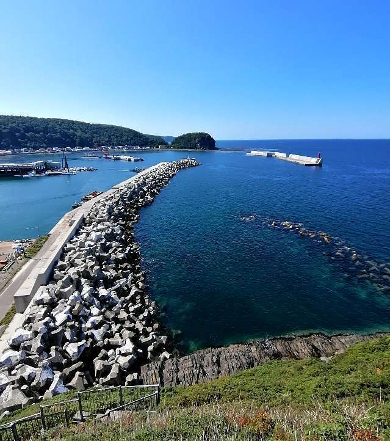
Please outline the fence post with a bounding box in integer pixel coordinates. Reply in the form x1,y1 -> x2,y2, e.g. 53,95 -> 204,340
119,385 -> 123,407
40,406 -> 47,431
156,385 -> 160,408
77,392 -> 84,422
10,422 -> 19,441
64,409 -> 70,427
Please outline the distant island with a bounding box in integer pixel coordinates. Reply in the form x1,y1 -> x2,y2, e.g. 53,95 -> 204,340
170,132 -> 217,150
0,115 -> 167,150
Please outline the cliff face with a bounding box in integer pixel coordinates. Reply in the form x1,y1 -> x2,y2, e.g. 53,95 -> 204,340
140,333 -> 386,387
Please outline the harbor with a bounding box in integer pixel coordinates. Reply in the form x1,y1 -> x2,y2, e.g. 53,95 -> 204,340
0,157 -> 97,178
247,150 -> 323,166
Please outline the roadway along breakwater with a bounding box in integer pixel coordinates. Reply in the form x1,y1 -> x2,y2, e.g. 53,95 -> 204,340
0,159 -> 199,410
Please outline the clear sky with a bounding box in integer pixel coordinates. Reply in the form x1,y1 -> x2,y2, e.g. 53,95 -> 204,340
0,0 -> 389,139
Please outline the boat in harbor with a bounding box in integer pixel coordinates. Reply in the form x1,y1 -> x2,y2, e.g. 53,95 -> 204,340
81,190 -> 103,201
45,170 -> 76,176
22,171 -> 46,178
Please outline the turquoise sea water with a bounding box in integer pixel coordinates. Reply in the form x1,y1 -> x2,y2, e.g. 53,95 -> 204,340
1,140 -> 390,350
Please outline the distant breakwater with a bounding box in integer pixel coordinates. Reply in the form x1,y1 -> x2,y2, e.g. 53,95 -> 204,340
0,159 -> 199,411
263,218 -> 390,295
238,215 -> 390,296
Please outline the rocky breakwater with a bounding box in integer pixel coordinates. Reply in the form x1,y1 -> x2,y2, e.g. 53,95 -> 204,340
140,332 -> 386,387
265,219 -> 390,295
0,159 -> 199,411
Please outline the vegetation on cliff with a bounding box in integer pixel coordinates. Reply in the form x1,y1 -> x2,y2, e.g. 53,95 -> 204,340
5,336 -> 390,440
0,116 -> 167,149
170,132 -> 216,150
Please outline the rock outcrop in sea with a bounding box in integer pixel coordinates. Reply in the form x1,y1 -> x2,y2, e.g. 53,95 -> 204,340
139,332 -> 386,387
0,159 -> 199,411
264,219 -> 390,295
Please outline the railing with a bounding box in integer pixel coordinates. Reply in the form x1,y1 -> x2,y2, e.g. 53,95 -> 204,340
0,384 -> 159,441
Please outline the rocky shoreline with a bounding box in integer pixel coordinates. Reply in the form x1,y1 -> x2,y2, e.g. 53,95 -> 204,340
0,159 -> 199,411
140,332 -> 387,387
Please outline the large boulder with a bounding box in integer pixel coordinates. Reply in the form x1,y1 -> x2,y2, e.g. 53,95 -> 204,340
0,350 -> 26,369
8,328 -> 33,348
43,373 -> 68,399
0,385 -> 33,411
65,341 -> 87,361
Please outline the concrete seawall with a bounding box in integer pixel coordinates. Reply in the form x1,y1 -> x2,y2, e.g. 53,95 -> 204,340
0,162 -> 180,355
0,159 -> 200,410
13,163 -> 165,314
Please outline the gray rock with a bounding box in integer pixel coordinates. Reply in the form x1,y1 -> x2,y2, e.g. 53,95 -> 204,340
46,347 -> 64,368
94,360 -> 111,378
13,365 -> 38,383
63,361 -> 84,382
0,350 -> 26,369
100,363 -> 121,386
0,385 -> 33,411
31,364 -> 54,391
8,328 -> 33,348
0,373 -> 15,393
125,373 -> 139,385
54,308 -> 72,326
65,341 -> 87,361
117,355 -> 136,370
43,373 -> 68,399
66,371 -> 86,391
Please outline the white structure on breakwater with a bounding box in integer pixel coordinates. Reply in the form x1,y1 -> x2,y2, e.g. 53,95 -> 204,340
247,151 -> 322,166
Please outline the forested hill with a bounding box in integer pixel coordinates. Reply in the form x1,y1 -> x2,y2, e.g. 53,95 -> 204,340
0,116 -> 167,149
170,132 -> 216,150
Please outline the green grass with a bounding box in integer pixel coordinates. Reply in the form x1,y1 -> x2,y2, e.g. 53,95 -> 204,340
0,303 -> 16,327
3,336 -> 390,440
42,400 -> 390,441
24,234 -> 49,259
162,336 -> 390,409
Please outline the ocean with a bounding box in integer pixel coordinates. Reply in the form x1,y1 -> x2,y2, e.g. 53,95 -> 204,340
1,140 -> 390,351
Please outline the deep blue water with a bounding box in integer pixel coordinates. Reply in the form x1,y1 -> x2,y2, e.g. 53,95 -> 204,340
1,140 -> 390,350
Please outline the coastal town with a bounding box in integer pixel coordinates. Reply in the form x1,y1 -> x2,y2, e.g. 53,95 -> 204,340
0,145 -> 156,157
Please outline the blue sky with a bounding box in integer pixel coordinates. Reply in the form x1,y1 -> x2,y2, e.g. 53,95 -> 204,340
0,0 -> 389,139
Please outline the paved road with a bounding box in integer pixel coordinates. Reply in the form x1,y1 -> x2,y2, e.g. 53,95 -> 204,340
0,230 -> 62,321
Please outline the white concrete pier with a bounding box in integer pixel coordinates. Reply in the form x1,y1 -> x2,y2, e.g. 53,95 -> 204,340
247,151 -> 322,166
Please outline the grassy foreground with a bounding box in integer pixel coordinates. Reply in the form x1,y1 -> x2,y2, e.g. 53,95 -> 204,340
18,336 -> 387,440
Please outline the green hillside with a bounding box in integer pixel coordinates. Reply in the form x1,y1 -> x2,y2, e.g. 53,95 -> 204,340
170,132 -> 216,150
0,115 -> 167,149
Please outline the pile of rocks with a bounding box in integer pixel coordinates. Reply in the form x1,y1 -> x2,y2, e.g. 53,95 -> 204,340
0,159 -> 199,411
264,218 -> 390,294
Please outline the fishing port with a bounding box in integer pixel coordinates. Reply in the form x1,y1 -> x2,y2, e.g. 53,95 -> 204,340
0,155 -> 97,178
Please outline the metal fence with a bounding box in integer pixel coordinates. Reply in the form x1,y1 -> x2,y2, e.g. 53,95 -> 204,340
0,384 -> 159,441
